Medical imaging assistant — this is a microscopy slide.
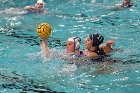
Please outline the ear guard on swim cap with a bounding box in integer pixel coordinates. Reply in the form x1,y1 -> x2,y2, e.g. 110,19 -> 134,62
67,36 -> 81,50
89,33 -> 104,46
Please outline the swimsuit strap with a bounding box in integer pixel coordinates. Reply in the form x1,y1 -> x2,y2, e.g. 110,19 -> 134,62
79,51 -> 86,57
70,51 -> 85,59
80,51 -> 83,55
37,9 -> 44,13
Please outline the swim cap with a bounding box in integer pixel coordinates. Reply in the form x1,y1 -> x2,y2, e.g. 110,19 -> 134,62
37,0 -> 44,4
89,33 -> 104,46
36,22 -> 51,40
67,36 -> 81,50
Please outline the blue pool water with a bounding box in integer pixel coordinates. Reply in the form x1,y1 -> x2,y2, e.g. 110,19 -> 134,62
0,0 -> 140,93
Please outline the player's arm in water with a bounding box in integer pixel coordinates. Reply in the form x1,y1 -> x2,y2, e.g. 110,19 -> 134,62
81,40 -> 115,61
24,6 -> 37,11
100,40 -> 115,54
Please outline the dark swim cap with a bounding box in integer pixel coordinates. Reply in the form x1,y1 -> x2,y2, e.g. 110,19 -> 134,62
89,33 -> 104,46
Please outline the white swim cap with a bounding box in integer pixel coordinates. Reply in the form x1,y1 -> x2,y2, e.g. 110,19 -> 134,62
67,36 -> 81,50
37,0 -> 44,4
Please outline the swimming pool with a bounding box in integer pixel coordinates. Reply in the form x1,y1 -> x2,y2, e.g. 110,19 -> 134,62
0,0 -> 140,93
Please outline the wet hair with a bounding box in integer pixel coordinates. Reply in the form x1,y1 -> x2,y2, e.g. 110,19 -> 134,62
89,33 -> 104,47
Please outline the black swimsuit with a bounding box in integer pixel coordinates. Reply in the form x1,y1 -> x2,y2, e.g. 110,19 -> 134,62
91,47 -> 108,62
93,47 -> 105,56
122,3 -> 133,8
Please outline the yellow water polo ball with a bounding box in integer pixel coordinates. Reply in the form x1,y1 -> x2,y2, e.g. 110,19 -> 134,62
36,22 -> 51,39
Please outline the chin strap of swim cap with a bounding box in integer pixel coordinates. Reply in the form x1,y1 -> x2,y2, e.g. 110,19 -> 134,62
89,33 -> 104,47
67,36 -> 81,50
